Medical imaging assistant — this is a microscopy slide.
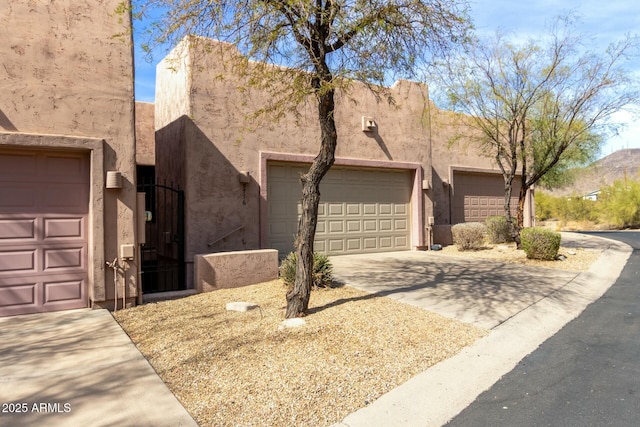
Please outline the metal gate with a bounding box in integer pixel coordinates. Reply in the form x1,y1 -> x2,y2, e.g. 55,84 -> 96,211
138,181 -> 185,293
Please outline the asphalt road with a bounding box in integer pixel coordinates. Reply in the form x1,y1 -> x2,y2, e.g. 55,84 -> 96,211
446,231 -> 640,427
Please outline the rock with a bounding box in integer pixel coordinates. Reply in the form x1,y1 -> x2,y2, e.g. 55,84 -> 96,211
557,255 -> 567,261
567,250 -> 577,255
226,302 -> 259,312
279,318 -> 306,329
497,245 -> 510,251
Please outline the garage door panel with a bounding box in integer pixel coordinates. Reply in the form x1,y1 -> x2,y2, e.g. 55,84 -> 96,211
328,240 -> 344,252
268,163 -> 411,256
346,204 -> 360,215
394,219 -> 408,230
328,203 -> 343,215
346,220 -> 360,232
44,217 -> 84,239
0,250 -> 36,274
44,279 -> 84,303
346,239 -> 361,250
379,219 -> 392,231
43,247 -> 85,270
363,204 -> 376,215
0,218 -> 36,240
0,150 -> 88,317
363,220 -> 377,231
0,283 -> 36,307
328,221 -> 343,233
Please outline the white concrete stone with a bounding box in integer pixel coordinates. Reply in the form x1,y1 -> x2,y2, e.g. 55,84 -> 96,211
225,302 -> 259,312
279,318 -> 306,329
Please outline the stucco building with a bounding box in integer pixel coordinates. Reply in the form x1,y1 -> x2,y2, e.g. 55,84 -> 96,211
0,3 -> 533,316
0,1 -> 139,316
154,37 -> 534,289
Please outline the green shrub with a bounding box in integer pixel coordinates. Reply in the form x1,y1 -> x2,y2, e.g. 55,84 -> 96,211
598,179 -> 640,227
485,216 -> 515,244
520,227 -> 561,260
279,252 -> 333,288
451,222 -> 487,250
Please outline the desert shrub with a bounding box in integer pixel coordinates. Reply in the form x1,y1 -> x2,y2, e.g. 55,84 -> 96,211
598,179 -> 640,227
485,216 -> 515,244
520,227 -> 561,260
558,196 -> 598,222
535,191 -> 557,221
451,222 -> 487,250
279,252 -> 333,288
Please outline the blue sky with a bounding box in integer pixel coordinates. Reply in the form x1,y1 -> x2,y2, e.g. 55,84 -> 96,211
133,0 -> 640,158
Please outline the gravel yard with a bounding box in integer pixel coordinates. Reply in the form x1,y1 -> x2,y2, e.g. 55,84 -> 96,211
114,239 -> 601,426
114,282 -> 486,427
435,242 -> 602,271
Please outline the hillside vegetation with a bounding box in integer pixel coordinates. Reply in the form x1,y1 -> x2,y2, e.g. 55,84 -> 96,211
537,178 -> 640,229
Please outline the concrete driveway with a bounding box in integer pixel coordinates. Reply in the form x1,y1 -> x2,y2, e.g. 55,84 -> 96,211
0,309 -> 197,427
330,233 -> 609,330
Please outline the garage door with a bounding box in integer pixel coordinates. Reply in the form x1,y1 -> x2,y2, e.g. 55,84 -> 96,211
0,150 -> 89,317
268,163 -> 412,256
452,171 -> 519,224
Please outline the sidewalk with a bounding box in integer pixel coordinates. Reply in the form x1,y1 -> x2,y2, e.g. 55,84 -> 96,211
332,233 -> 632,426
0,308 -> 197,427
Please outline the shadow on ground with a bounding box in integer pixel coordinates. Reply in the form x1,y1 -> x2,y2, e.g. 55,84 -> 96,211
328,252 -> 580,329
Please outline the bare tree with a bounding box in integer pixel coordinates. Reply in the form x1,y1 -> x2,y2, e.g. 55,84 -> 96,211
131,0 -> 472,317
434,15 -> 640,244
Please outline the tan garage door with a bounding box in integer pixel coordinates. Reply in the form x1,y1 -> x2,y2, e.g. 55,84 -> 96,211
268,163 -> 412,256
0,150 -> 89,317
452,171 -> 519,224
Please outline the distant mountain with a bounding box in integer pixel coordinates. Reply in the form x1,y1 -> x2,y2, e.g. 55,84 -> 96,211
544,149 -> 640,197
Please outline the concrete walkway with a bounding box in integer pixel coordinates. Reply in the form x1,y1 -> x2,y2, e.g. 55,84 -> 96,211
0,309 -> 197,427
331,232 -> 632,426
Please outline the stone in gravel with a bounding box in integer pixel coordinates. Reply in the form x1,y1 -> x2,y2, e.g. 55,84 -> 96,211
567,250 -> 577,255
226,302 -> 259,312
279,318 -> 306,329
497,245 -> 510,251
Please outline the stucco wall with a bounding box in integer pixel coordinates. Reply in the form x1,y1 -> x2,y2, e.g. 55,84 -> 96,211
195,249 -> 279,292
156,38 -> 433,286
135,102 -> 155,166
0,0 -> 138,306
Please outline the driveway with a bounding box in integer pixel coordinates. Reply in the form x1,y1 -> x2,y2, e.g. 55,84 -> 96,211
0,309 -> 197,427
332,232 -> 632,427
331,251 -> 579,329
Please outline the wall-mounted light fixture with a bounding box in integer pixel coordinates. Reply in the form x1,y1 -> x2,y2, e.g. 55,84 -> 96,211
238,171 -> 250,184
362,116 -> 376,132
106,171 -> 123,189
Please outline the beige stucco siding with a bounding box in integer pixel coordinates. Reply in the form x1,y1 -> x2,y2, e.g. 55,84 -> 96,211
0,0 -> 138,308
135,102 -> 156,166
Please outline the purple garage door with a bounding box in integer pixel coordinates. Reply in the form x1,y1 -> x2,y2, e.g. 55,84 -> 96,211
452,171 -> 520,224
0,150 -> 89,317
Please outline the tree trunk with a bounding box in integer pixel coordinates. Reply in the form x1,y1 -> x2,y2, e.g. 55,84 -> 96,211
514,183 -> 528,247
285,88 -> 337,318
503,175 -> 518,243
